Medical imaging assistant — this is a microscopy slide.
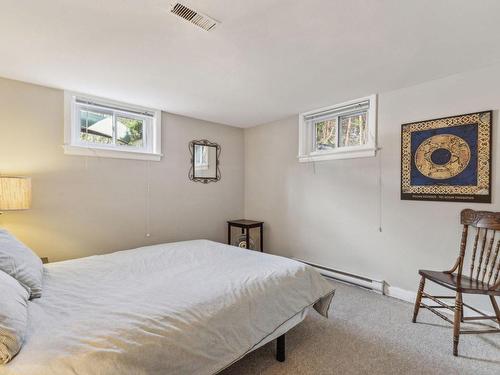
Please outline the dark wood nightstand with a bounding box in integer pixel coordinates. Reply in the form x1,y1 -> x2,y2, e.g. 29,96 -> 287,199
227,219 -> 264,252
40,257 -> 49,264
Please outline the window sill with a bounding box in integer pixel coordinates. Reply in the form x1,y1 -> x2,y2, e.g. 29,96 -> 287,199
63,145 -> 162,161
298,147 -> 376,162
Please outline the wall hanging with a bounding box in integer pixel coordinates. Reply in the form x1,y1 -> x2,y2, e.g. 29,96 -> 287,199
401,111 -> 492,203
189,139 -> 221,183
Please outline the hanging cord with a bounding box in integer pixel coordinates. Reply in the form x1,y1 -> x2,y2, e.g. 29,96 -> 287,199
377,147 -> 383,232
145,161 -> 151,238
83,147 -> 100,169
80,110 -> 100,169
84,110 -> 90,170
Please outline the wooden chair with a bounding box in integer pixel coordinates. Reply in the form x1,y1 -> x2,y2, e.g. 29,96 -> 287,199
412,209 -> 500,356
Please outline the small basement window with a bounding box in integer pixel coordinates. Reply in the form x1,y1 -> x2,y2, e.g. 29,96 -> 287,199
298,95 -> 377,162
64,92 -> 162,161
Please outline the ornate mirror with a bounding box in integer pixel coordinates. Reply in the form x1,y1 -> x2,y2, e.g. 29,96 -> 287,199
189,140 -> 221,183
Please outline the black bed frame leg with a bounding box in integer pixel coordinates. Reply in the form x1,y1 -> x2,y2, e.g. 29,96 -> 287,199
276,334 -> 285,362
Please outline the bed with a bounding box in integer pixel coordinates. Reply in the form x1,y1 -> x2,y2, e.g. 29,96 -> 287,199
0,239 -> 334,375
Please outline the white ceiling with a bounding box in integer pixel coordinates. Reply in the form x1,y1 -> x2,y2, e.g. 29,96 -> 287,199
1,0 -> 500,127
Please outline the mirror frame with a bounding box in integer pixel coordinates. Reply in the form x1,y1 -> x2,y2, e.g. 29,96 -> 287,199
188,139 -> 221,183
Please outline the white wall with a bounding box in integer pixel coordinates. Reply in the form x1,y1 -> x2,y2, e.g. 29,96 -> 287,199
0,77 -> 244,261
244,64 -> 500,310
1,64 -> 499,311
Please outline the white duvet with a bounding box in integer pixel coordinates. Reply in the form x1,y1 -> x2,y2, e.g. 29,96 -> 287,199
1,240 -> 334,375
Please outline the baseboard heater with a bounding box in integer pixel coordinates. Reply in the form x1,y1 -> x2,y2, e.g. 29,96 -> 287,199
293,258 -> 386,295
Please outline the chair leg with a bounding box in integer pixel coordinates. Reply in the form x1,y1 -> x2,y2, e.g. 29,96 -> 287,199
453,292 -> 463,356
412,276 -> 425,323
276,334 -> 285,362
490,296 -> 500,328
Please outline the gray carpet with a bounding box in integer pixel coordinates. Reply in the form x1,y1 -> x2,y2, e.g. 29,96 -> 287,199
221,281 -> 500,375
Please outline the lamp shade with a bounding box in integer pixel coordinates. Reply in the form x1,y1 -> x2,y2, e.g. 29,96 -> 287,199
0,177 -> 32,210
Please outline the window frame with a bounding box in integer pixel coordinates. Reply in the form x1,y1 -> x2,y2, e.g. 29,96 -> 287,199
64,92 -> 162,161
298,95 -> 377,162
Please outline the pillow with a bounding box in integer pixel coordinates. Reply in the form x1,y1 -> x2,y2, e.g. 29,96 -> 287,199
0,270 -> 29,364
0,229 -> 43,299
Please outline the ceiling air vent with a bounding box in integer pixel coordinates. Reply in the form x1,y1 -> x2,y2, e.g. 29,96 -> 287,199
170,2 -> 219,31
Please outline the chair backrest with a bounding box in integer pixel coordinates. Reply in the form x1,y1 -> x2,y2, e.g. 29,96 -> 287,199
458,209 -> 500,288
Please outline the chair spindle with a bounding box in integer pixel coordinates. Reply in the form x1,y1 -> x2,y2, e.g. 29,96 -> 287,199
487,240 -> 500,285
494,261 -> 500,285
475,229 -> 489,281
470,228 -> 480,279
481,230 -> 496,283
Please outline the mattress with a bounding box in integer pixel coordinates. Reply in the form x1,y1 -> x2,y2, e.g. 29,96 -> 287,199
0,240 -> 334,375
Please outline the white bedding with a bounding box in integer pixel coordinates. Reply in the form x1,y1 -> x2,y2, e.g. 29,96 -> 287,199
0,240 -> 334,375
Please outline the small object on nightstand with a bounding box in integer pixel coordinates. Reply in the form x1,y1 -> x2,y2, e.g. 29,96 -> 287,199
40,257 -> 49,264
227,219 -> 264,252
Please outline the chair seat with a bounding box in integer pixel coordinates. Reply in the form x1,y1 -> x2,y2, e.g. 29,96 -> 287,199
419,269 -> 500,295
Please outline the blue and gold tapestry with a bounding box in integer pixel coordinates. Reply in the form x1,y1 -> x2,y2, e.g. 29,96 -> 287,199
401,111 -> 492,202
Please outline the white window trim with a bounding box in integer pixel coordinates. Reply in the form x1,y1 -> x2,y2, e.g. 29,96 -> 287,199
298,94 -> 377,162
64,91 -> 163,161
